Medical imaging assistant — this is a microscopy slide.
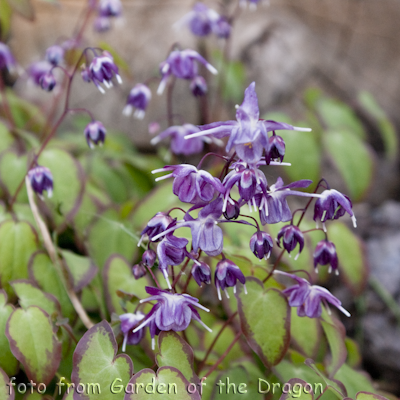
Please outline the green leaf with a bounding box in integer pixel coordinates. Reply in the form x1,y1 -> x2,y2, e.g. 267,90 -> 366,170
5,306 -> 61,385
291,307 -> 321,358
323,129 -> 374,201
0,151 -> 28,203
39,148 -> 85,227
0,366 -> 15,400
87,209 -> 137,269
71,320 -> 133,400
235,277 -> 290,367
279,378 -> 314,400
0,220 -> 39,300
28,251 -> 75,321
124,367 -> 201,400
328,221 -> 367,295
321,308 -> 347,377
345,337 -> 361,368
0,122 -> 14,153
156,331 -> 199,385
11,280 -> 61,316
0,291 -> 18,376
334,364 -> 374,399
103,255 -> 149,314
5,0 -> 34,20
61,250 -> 98,291
356,392 -> 390,400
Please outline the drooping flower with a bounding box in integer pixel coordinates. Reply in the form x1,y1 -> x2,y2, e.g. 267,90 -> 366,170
87,51 -> 122,93
45,45 -> 64,66
39,71 -> 56,92
150,124 -> 206,156
98,0 -> 122,17
223,198 -> 240,220
190,75 -> 207,97
157,49 -> 217,95
313,240 -> 339,274
123,84 -> 152,119
27,166 -> 53,198
28,61 -> 53,87
313,189 -> 356,229
250,231 -> 273,260
0,42 -> 16,72
142,249 -> 156,268
277,224 -> 304,259
119,312 -> 145,351
275,271 -> 350,318
132,287 -> 211,349
212,16 -> 231,38
139,212 -> 174,244
266,133 -> 285,164
215,258 -> 246,300
152,164 -> 224,204
93,16 -> 111,32
84,120 -> 106,148
185,82 -> 310,164
132,263 -> 147,279
192,261 -> 211,286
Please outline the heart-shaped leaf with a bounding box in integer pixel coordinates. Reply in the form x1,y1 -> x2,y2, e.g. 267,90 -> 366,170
236,277 -> 290,367
11,280 -> 61,316
334,364 -> 374,399
156,331 -> 199,386
0,151 -> 28,203
6,306 -> 61,385
356,392 -> 390,400
61,250 -> 98,291
72,320 -> 133,400
0,366 -> 15,400
123,367 -> 201,400
279,378 -> 314,400
0,220 -> 39,300
0,291 -> 18,376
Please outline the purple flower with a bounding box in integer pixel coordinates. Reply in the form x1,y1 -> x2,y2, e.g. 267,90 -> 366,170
87,51 -> 122,93
139,212 -> 174,244
132,263 -> 147,279
123,84 -> 152,119
240,0 -> 263,9
192,261 -> 211,286
313,240 -> 339,274
266,133 -> 285,164
152,164 -> 224,204
313,189 -> 356,229
150,124 -> 206,156
27,166 -> 53,198
98,0 -> 122,17
29,61 -> 53,86
84,121 -> 106,148
215,258 -> 246,300
93,16 -> 111,32
250,231 -> 273,260
142,249 -> 156,268
185,82 -> 310,164
40,72 -> 56,92
45,45 -> 64,66
212,16 -> 231,39
133,287 -> 211,349
0,42 -> 16,72
119,312 -> 145,351
190,76 -> 207,97
157,49 -> 217,95
275,271 -> 350,318
277,225 -> 304,259
223,198 -> 240,220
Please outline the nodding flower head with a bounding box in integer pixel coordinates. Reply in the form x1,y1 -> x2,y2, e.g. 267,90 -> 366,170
123,84 -> 152,119
215,258 -> 246,300
132,287 -> 211,349
277,225 -> 304,259
266,134 -> 285,164
27,166 -> 53,199
190,75 -> 207,97
84,120 -> 106,148
275,270 -> 350,318
40,72 -> 56,92
250,231 -> 273,260
192,261 -> 211,287
87,51 -> 122,93
212,16 -> 231,38
223,198 -> 240,220
313,189 -> 356,229
29,61 -> 53,87
93,16 -> 111,32
142,249 -> 156,268
313,240 -> 339,274
0,42 -> 16,72
140,212 -> 175,244
45,45 -> 64,66
132,263 -> 147,280
98,0 -> 122,17
157,49 -> 217,95
119,312 -> 145,351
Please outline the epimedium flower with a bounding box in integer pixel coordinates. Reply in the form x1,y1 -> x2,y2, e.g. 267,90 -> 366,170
185,82 -> 310,165
215,258 -> 246,300
28,61 -> 53,87
119,312 -> 145,351
84,120 -> 106,148
98,0 -> 122,17
277,224 -> 304,259
45,45 -> 64,66
123,83 -> 152,119
266,133 -> 285,164
157,49 -> 217,95
139,212 -> 175,245
313,189 -> 356,229
142,249 -> 157,268
27,166 -> 53,198
152,164 -> 225,204
275,270 -> 350,318
250,231 -> 273,260
192,260 -> 211,287
132,287 -> 211,349
39,71 -> 56,92
132,263 -> 147,280
93,16 -> 111,32
0,42 -> 16,72
313,240 -> 339,274
190,75 -> 207,97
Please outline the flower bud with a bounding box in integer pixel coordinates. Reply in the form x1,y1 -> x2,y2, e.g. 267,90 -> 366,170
192,261 -> 211,287
45,45 -> 64,66
84,120 -> 106,148
223,199 -> 240,220
123,84 -> 152,119
27,166 -> 53,198
250,231 -> 273,260
277,225 -> 304,259
215,258 -> 246,300
40,72 -> 56,92
132,263 -> 147,280
190,76 -> 207,97
313,240 -> 338,274
142,249 -> 156,268
266,134 -> 285,164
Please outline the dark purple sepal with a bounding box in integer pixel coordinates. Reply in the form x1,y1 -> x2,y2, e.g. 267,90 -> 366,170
266,134 -> 285,164
223,198 -> 240,220
313,240 -> 339,274
142,249 -> 156,267
250,231 -> 273,259
27,166 -> 53,198
277,224 -> 304,255
191,261 -> 211,286
215,258 -> 246,300
132,263 -> 147,279
84,120 -> 106,148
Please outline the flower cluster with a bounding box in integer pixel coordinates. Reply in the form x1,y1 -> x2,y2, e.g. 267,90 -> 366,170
93,0 -> 122,32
